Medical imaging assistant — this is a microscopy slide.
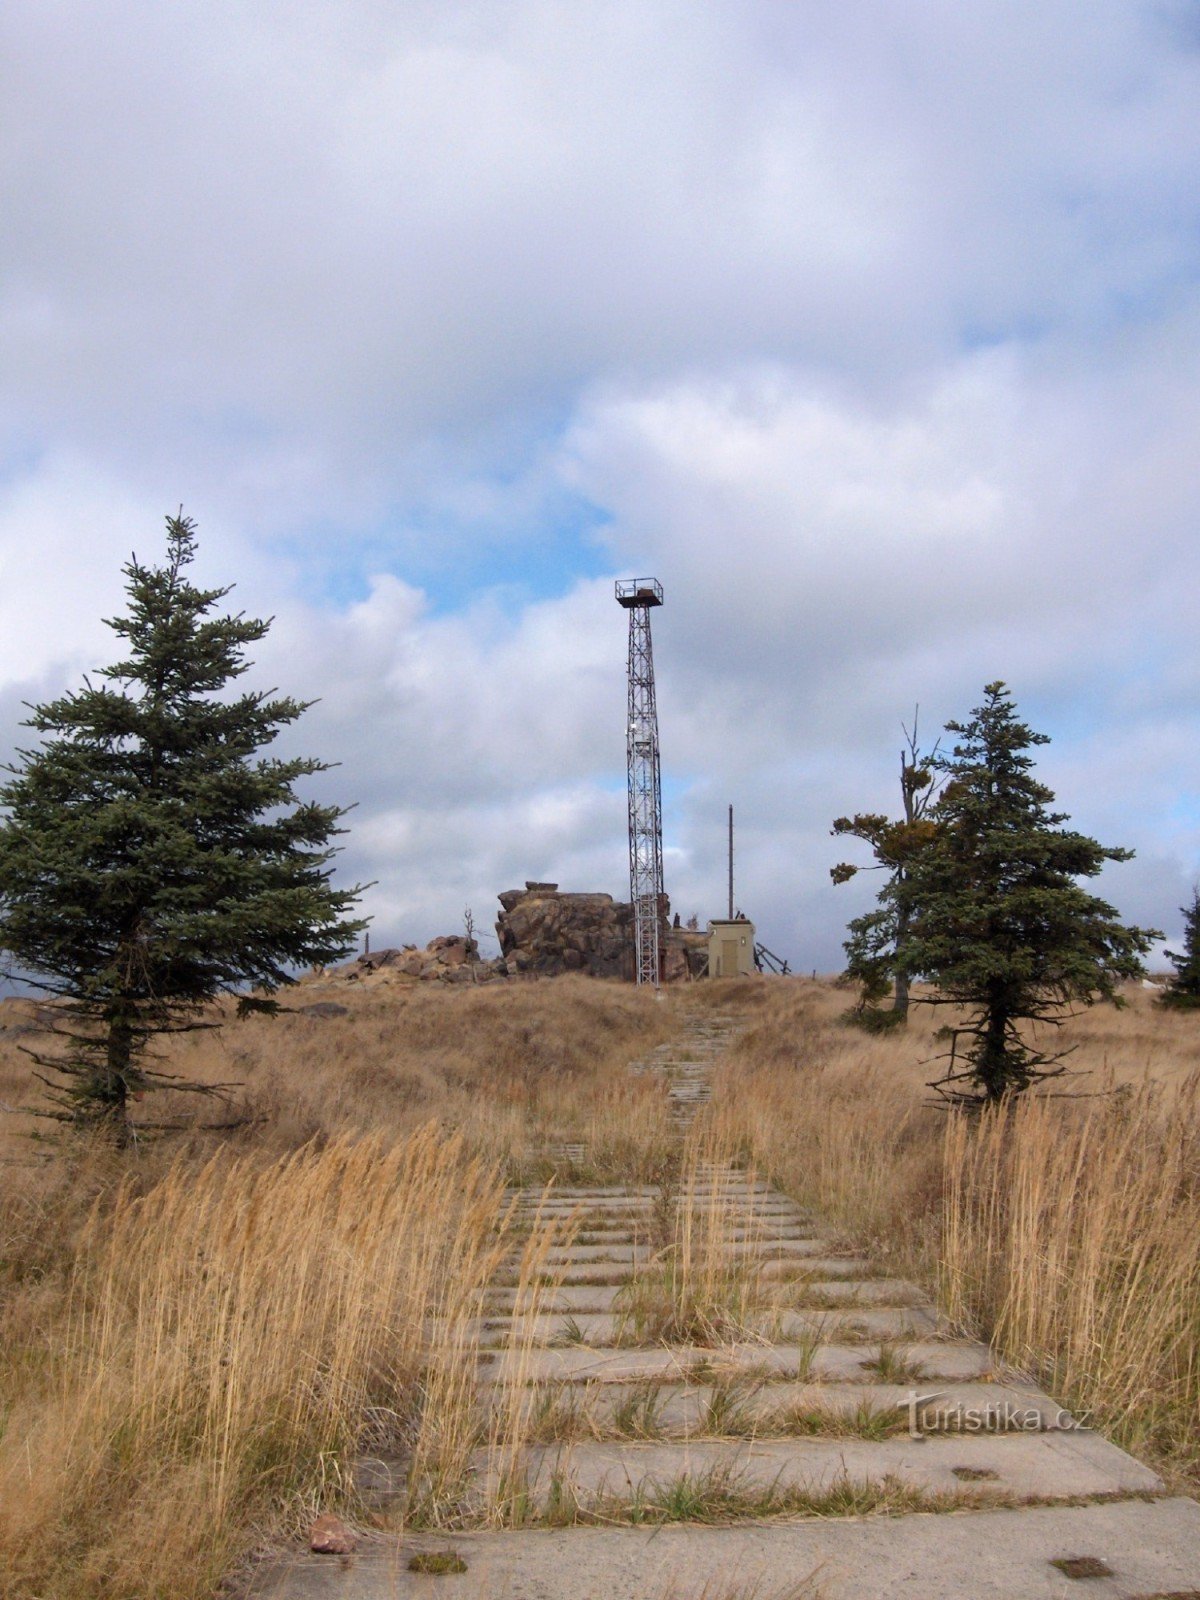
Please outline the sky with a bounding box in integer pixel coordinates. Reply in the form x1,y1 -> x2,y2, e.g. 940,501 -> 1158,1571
2,0 -> 1199,969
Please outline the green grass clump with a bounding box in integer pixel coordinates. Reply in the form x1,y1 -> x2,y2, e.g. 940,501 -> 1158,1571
407,1549 -> 469,1574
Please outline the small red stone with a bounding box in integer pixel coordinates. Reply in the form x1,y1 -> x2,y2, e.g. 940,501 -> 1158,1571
309,1514 -> 357,1555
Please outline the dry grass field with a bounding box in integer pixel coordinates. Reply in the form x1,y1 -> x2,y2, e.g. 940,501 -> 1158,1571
0,975 -> 681,1599
1,970 -> 1199,1597
709,979 -> 1200,1488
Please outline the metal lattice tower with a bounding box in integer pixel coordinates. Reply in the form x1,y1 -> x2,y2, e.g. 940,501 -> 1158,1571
616,579 -> 665,986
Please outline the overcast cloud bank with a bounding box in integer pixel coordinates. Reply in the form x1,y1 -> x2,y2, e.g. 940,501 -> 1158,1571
2,1 -> 1199,965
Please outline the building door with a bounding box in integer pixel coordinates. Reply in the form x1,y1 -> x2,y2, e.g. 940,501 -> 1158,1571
721,939 -> 738,977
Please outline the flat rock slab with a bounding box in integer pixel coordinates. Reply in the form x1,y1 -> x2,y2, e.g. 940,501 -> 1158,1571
240,1497 -> 1200,1599
505,1429 -> 1162,1504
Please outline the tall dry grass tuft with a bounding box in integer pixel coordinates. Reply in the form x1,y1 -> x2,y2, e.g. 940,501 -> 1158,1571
0,1127 -> 506,1600
942,1079 -> 1200,1479
712,979 -> 1200,1488
485,1191 -> 577,1527
706,984 -> 943,1272
614,1124 -> 767,1347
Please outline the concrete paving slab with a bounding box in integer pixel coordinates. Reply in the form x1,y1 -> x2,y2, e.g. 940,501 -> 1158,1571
539,1191 -> 646,1203
239,1497 -> 1200,1599
769,1279 -> 927,1306
508,1427 -> 1162,1502
485,1284 -> 626,1313
477,1308 -> 933,1346
728,1227 -> 821,1242
517,1378 -> 1081,1436
508,1203 -> 659,1216
491,1261 -> 646,1286
757,1252 -> 870,1275
550,1260 -> 652,1283
775,1306 -> 943,1339
540,1244 -> 653,1264
482,1339 -> 1000,1385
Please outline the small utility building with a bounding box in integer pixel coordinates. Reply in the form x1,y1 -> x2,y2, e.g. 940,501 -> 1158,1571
708,916 -> 755,977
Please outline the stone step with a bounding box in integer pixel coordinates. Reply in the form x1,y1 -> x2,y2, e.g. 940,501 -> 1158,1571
768,1278 -> 927,1306
476,1304 -> 941,1345
481,1338 -> 1000,1386
511,1239 -> 836,1270
776,1305 -> 942,1337
513,1199 -> 807,1218
726,1225 -> 820,1241
484,1279 -> 929,1315
757,1250 -> 868,1273
243,1498 -> 1200,1598
513,1242 -> 847,1279
512,1378 -> 1081,1438
485,1284 -> 627,1313
538,1243 -> 650,1262
491,1428 -> 1162,1508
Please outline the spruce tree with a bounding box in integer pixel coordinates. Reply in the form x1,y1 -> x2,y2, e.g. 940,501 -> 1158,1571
1161,888 -> 1200,1008
900,683 -> 1155,1103
0,512 -> 365,1137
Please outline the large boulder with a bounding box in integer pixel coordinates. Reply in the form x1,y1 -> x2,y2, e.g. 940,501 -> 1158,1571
495,886 -> 636,978
495,886 -> 706,982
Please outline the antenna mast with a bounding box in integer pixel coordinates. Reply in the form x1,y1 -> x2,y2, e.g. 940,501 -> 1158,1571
616,579 -> 665,986
728,803 -> 734,920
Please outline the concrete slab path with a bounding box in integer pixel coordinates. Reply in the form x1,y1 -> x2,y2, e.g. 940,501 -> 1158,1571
242,1005 -> 1200,1599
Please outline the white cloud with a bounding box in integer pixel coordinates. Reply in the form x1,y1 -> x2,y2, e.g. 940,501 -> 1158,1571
1,2 -> 1199,965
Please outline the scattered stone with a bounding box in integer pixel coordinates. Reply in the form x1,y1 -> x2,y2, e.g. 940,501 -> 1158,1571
309,1514 -> 356,1555
332,935 -> 505,986
298,1002 -> 349,1019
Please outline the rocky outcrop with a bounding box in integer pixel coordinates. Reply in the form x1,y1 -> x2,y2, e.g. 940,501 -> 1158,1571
335,934 -> 505,986
327,885 -> 710,987
662,923 -> 710,983
496,885 -> 635,978
496,883 -> 707,981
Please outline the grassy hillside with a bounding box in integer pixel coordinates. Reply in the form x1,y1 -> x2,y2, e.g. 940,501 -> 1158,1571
2,973 -> 1198,1596
0,975 -> 677,1599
